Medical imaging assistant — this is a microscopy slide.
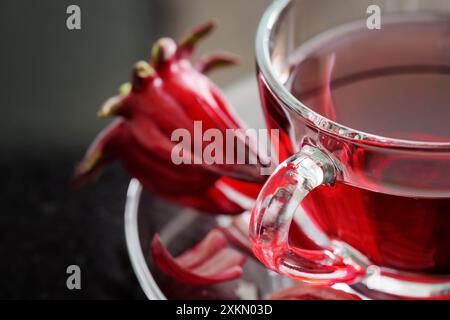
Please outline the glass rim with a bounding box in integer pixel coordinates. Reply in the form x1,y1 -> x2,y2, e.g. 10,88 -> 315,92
255,0 -> 450,150
124,179 -> 166,300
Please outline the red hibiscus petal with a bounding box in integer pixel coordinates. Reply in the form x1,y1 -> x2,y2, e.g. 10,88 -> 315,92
72,119 -> 126,186
219,177 -> 262,202
191,248 -> 245,276
219,212 -> 253,255
175,229 -> 227,269
268,284 -> 361,300
151,229 -> 246,285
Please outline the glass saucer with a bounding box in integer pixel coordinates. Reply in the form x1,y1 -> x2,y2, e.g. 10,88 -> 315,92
124,179 -> 296,300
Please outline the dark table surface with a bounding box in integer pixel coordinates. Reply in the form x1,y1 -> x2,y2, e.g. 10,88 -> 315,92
0,146 -> 146,299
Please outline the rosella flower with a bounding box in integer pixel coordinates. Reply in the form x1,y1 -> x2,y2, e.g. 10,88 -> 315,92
74,21 -> 269,214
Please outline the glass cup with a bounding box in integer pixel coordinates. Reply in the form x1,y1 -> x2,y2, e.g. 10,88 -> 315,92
251,0 -> 450,299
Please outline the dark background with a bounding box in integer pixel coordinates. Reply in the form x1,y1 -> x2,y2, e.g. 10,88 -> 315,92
0,0 -> 269,299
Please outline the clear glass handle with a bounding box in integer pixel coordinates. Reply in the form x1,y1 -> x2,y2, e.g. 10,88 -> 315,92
250,145 -> 363,285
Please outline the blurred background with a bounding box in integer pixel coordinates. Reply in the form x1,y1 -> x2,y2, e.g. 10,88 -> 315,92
0,0 -> 271,299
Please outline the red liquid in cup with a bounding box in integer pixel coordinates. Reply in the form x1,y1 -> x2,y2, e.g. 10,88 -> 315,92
259,15 -> 450,274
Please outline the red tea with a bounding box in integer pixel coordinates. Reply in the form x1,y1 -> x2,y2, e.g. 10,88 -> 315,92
259,15 -> 450,274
